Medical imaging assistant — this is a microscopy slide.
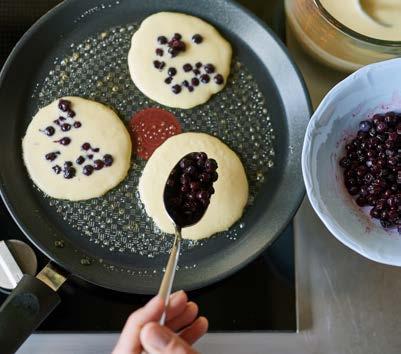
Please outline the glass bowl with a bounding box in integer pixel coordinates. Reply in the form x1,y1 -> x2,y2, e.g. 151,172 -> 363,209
285,0 -> 401,72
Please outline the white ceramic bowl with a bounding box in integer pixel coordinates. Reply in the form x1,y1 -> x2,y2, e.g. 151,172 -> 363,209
302,58 -> 401,266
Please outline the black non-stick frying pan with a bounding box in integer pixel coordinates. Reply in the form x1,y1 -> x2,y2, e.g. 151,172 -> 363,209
0,0 -> 310,351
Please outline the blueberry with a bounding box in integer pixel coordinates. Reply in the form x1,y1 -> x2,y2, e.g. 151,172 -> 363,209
73,121 -> 82,128
63,167 -> 76,179
356,164 -> 367,176
52,165 -> 61,174
205,159 -> 218,172
187,180 -> 199,191
204,64 -> 215,74
179,158 -> 192,169
384,112 -> 398,126
185,165 -> 197,175
43,126 -> 55,136
214,74 -> 224,85
64,161 -> 73,169
187,192 -> 197,201
195,62 -> 202,68
199,172 -> 210,183
58,137 -> 71,146
369,128 -> 377,137
196,153 -> 207,167
58,99 -> 71,112
183,200 -> 199,213
381,219 -> 392,228
182,80 -> 190,87
211,171 -> 218,182
339,157 -> 351,168
168,67 -> 177,77
157,36 -> 168,45
388,132 -> 398,141
45,152 -> 59,161
181,184 -> 190,193
183,63 -> 192,72
347,185 -> 359,195
376,122 -> 387,133
372,114 -> 385,126
180,173 -> 190,186
197,152 -> 207,161
370,207 -> 380,218
61,123 -> 71,132
197,190 -> 209,204
93,159 -> 104,170
359,120 -> 372,133
168,47 -> 179,57
200,74 -> 210,83
67,110 -> 75,118
166,178 -> 175,187
103,154 -> 113,167
156,48 -> 164,56
76,156 -> 85,165
173,33 -> 182,40
193,69 -> 201,76
188,86 -> 194,92
82,142 -> 91,150
83,165 -> 94,176
172,84 -> 181,94
165,77 -> 173,84
191,77 -> 200,86
170,40 -> 185,51
192,34 -> 203,44
153,60 -> 165,70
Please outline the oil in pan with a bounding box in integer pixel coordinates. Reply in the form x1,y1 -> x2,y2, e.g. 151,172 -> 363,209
32,23 -> 276,258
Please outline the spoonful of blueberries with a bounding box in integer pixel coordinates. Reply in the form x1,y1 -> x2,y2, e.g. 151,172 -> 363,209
158,152 -> 218,323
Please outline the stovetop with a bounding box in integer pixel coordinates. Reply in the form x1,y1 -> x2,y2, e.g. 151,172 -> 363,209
0,0 -> 295,332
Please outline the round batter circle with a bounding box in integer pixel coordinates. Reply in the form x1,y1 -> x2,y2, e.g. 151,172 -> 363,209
129,108 -> 182,160
128,12 -> 232,109
138,132 -> 249,240
22,96 -> 132,201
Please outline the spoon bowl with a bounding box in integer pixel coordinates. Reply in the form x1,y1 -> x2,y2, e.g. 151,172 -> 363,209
158,152 -> 218,322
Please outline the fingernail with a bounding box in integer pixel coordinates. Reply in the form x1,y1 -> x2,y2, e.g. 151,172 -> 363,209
170,290 -> 184,300
146,325 -> 171,350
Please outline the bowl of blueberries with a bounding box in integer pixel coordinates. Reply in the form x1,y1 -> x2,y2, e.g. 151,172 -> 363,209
302,58 -> 401,266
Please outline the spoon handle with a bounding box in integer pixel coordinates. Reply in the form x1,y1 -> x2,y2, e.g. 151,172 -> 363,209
158,225 -> 182,324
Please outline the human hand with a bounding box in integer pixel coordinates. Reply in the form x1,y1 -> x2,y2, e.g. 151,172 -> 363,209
112,290 -> 208,354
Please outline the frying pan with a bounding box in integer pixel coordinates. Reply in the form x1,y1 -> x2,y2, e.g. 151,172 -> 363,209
0,0 -> 310,351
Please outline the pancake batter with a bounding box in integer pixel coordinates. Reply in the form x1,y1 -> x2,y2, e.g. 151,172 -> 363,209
128,12 -> 232,109
138,132 -> 248,240
320,0 -> 401,41
22,97 -> 132,201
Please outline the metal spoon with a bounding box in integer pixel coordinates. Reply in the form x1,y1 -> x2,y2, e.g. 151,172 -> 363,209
157,152 -> 215,324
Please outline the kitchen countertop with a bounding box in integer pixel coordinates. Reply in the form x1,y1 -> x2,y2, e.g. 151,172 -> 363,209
17,15 -> 401,354
19,198 -> 401,354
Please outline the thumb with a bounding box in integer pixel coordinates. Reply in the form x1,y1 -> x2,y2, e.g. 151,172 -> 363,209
140,322 -> 199,354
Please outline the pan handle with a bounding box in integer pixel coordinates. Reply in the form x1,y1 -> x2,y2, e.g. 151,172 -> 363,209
0,263 -> 66,354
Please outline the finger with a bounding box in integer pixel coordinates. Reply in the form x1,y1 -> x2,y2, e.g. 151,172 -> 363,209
166,302 -> 199,332
113,296 -> 164,354
179,316 -> 209,345
165,290 -> 188,321
140,322 -> 199,354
